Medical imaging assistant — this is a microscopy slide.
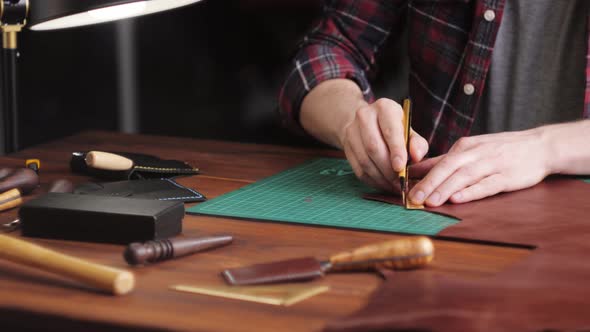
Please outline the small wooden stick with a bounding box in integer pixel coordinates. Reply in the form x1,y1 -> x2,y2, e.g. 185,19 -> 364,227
0,234 -> 135,295
0,188 -> 23,211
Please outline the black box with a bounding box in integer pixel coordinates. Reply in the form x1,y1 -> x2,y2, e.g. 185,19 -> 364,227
20,193 -> 184,244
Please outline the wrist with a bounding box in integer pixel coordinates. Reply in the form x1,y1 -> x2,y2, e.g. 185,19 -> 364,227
336,112 -> 356,149
536,120 -> 590,175
536,125 -> 559,175
300,79 -> 367,149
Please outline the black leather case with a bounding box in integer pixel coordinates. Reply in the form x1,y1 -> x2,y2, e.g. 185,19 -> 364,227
73,178 -> 206,202
70,151 -> 199,180
20,193 -> 184,244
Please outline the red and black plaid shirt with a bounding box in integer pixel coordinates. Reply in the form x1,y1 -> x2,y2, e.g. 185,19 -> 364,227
279,0 -> 590,156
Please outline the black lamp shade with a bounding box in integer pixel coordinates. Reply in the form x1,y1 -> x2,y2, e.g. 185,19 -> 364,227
28,0 -> 202,31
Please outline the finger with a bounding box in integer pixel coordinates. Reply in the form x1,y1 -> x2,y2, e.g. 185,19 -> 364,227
345,144 -> 385,191
467,130 -> 529,144
449,173 -> 506,204
408,155 -> 444,179
409,150 -> 480,205
374,99 -> 406,172
446,133 -> 517,154
356,106 -> 397,183
346,141 -> 401,194
409,129 -> 429,163
343,139 -> 363,178
423,159 -> 499,207
448,136 -> 479,153
345,122 -> 393,192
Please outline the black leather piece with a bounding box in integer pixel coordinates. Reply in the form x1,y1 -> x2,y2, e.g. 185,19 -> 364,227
74,178 -> 206,203
70,151 -> 199,180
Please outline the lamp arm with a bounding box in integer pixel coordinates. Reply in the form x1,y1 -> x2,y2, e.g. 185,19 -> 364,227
1,33 -> 19,153
0,0 -> 28,154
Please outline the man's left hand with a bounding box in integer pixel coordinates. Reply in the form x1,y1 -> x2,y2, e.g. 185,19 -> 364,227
408,129 -> 552,207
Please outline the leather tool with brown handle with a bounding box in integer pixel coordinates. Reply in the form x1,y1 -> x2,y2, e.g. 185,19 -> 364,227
1,179 -> 75,232
0,234 -> 135,295
0,168 -> 39,212
0,168 -> 16,179
222,236 -> 434,286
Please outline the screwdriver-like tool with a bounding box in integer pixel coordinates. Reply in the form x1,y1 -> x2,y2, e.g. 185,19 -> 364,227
399,98 -> 411,206
399,99 -> 424,210
124,235 -> 233,265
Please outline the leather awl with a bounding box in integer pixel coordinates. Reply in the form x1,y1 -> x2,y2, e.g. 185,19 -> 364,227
222,236 -> 434,286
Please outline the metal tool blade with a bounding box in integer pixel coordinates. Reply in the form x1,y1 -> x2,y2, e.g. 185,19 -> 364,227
1,218 -> 20,233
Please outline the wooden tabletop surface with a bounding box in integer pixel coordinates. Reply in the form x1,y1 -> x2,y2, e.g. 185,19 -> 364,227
0,131 -> 532,331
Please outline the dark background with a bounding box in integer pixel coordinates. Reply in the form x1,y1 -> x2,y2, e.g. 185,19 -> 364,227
13,0 -> 407,151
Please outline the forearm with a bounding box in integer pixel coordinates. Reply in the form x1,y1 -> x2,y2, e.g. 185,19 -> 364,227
540,119 -> 590,175
300,79 -> 368,149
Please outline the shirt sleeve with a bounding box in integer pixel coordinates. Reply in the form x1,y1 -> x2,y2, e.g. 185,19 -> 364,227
278,0 -> 402,135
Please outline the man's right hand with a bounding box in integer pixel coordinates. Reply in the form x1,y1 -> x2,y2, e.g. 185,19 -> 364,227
339,98 -> 429,192
300,80 -> 428,193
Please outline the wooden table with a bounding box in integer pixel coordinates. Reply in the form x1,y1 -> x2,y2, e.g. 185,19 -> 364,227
0,131 -> 533,331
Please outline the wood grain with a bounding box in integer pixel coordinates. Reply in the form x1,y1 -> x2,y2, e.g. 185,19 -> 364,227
0,131 -> 531,331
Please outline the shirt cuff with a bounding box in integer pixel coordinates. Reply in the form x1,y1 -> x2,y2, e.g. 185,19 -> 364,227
278,60 -> 374,137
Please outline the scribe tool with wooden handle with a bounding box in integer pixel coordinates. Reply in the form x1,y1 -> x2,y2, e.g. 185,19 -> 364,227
85,151 -> 135,171
0,234 -> 135,295
222,236 -> 434,286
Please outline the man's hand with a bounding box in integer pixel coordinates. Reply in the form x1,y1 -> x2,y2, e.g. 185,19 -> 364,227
300,80 -> 429,193
408,129 -> 552,207
301,79 -> 590,201
340,98 -> 429,192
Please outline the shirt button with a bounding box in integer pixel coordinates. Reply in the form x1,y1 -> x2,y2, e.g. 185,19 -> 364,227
463,83 -> 475,95
484,9 -> 496,22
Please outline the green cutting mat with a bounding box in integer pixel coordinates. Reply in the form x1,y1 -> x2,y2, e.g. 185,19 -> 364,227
188,158 -> 459,235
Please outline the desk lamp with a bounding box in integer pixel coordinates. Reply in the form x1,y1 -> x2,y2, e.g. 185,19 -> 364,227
0,0 -> 202,153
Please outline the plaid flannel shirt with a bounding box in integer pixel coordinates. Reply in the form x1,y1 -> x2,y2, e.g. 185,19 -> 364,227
279,0 -> 590,156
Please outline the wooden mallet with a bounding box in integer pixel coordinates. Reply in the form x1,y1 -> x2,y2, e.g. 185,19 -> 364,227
0,234 -> 135,295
